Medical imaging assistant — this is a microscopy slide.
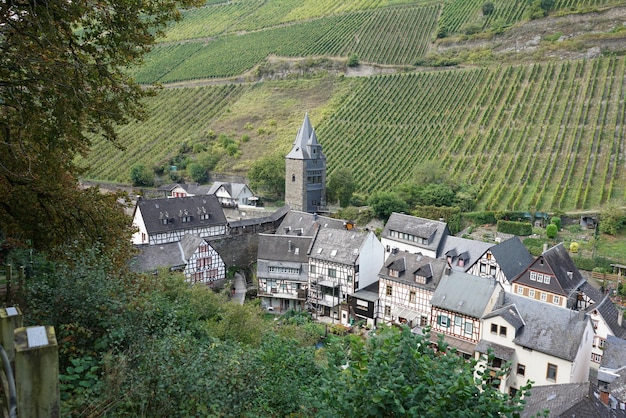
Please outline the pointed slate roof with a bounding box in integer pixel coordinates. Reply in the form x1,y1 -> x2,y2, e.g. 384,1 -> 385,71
489,237 -> 534,281
582,283 -> 626,339
286,113 -> 325,160
542,243 -> 586,295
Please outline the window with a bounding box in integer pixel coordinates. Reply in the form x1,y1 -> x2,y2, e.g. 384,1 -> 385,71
553,295 -> 560,305
386,285 -> 392,296
455,316 -> 463,327
546,363 -> 557,381
529,289 -> 535,298
517,286 -> 524,295
291,174 -> 295,182
310,265 -> 316,274
409,291 -> 416,303
437,315 -> 450,327
499,326 -> 507,337
384,306 -> 391,316
491,323 -> 498,334
598,338 -> 605,348
457,259 -> 465,267
464,322 -> 473,335
530,271 -> 537,281
544,275 -> 551,284
329,268 -> 336,278
536,274 -> 543,283
541,292 -> 547,301
490,265 -> 497,276
517,364 -> 526,377
486,253 -> 492,260
480,263 -> 487,273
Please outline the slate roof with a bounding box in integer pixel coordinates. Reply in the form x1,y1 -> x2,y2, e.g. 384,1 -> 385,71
131,242 -> 187,272
309,228 -> 369,265
483,303 -> 525,332
430,272 -> 499,318
379,250 -> 447,291
475,340 -> 516,360
257,234 -> 312,263
228,205 -> 289,229
207,181 -> 250,198
382,213 -> 449,255
489,237 -> 534,281
496,293 -> 590,361
350,281 -> 380,302
286,113 -> 325,160
582,282 -> 626,339
184,183 -> 212,195
543,243 -> 586,296
601,335 -> 626,371
520,382 -> 598,418
278,210 -> 347,236
135,195 -> 227,235
441,235 -> 492,272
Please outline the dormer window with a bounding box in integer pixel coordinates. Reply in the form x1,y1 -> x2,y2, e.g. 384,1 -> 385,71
179,209 -> 192,223
415,275 -> 426,284
197,206 -> 210,220
389,269 -> 399,278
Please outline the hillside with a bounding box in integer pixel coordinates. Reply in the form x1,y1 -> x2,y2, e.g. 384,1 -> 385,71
81,0 -> 626,212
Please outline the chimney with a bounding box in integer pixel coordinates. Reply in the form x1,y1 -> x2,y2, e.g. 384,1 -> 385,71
599,389 -> 610,406
618,308 -> 624,327
288,240 -> 292,253
313,213 -> 318,221
444,267 -> 451,275
497,290 -> 505,306
578,309 -> 586,321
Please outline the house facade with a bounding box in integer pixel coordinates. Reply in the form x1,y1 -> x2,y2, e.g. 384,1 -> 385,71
511,243 -> 584,309
308,228 -> 384,320
347,282 -> 380,328
467,237 -> 534,293
132,195 -> 228,245
285,113 -> 326,213
256,234 -> 310,312
441,235 -> 492,272
380,213 -> 449,259
378,250 -> 447,330
430,272 -> 504,357
478,293 -> 593,395
208,182 -> 257,208
183,236 -> 227,287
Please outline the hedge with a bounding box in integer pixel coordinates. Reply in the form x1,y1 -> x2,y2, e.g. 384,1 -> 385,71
497,220 -> 533,236
463,211 -> 496,225
412,205 -> 461,235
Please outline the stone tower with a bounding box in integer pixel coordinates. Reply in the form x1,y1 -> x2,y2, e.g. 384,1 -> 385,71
285,113 -> 326,213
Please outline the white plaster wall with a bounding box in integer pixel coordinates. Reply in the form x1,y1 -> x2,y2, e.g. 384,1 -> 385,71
358,232 -> 385,290
131,207 -> 149,245
381,237 -> 436,259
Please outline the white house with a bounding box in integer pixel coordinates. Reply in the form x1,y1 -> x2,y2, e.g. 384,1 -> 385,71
308,228 -> 384,323
208,182 -> 257,208
380,213 -> 449,259
132,195 -> 228,245
478,293 -> 593,396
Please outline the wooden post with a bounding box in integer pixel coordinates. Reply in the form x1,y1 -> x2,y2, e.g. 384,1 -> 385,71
0,307 -> 22,362
14,326 -> 59,417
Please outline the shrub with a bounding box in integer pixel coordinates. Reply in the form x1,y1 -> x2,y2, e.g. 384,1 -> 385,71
570,242 -> 580,253
188,163 -> 208,183
550,216 -> 561,230
482,1 -> 495,16
546,224 -> 558,239
347,54 -> 359,67
464,211 -> 496,225
130,164 -> 154,187
497,220 -> 532,236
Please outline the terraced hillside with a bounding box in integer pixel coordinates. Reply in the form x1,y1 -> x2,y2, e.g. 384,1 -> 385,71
83,0 -> 626,213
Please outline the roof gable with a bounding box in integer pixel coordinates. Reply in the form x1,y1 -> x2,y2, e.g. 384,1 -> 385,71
489,237 -> 534,280
286,113 -> 325,160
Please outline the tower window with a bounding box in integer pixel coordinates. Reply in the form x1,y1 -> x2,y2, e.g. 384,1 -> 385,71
291,174 -> 295,182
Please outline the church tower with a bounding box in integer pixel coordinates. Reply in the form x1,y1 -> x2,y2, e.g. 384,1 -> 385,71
285,113 -> 326,213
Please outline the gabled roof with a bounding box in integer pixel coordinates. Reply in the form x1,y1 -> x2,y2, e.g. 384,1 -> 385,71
489,236 -> 534,281
207,181 -> 251,198
309,228 -> 370,265
228,205 -> 289,229
441,235 -> 492,272
350,281 -> 380,302
131,242 -> 187,273
286,113 -> 325,160
601,335 -> 626,371
382,213 -> 449,255
278,210 -> 347,236
583,282 -> 626,339
542,243 -> 586,295
520,382 -> 619,418
483,303 -> 525,332
498,293 -> 590,361
257,233 -> 311,263
431,272 -> 500,318
180,234 -> 204,260
379,250 -> 447,291
135,195 -> 227,235
184,183 -> 212,196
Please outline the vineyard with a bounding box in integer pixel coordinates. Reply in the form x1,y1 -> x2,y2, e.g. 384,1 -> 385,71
133,4 -> 440,83
316,56 -> 626,211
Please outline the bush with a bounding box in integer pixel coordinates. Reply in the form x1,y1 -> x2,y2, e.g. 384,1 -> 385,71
570,242 -> 580,253
482,2 -> 495,16
130,164 -> 154,187
464,211 -> 496,225
546,224 -> 557,239
550,216 -> 561,230
413,206 -> 461,235
347,54 -> 359,67
188,163 -> 208,183
497,220 -> 532,236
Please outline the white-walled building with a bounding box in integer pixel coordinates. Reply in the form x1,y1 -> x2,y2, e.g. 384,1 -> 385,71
381,213 -> 449,259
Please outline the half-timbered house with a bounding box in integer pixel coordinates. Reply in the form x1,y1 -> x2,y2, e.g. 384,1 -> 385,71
208,181 -> 258,208
430,272 -> 503,357
441,235 -> 492,272
257,233 -> 311,312
467,237 -> 534,293
381,213 -> 449,259
378,250 -> 447,330
132,195 -> 228,245
308,228 -> 384,320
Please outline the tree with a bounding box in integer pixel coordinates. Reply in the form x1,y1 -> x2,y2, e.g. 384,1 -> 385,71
368,191 -> 408,221
0,0 -> 202,257
248,153 -> 286,199
130,164 -> 154,187
599,205 -> 626,235
482,1 -> 495,16
546,223 -> 557,239
327,168 -> 355,208
187,162 -> 208,183
318,327 -> 531,417
348,54 -> 360,67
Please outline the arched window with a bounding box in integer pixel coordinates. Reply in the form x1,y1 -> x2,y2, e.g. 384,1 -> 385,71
291,174 -> 295,182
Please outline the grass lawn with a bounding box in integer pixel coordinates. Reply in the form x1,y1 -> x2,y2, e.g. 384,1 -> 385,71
595,231 -> 626,264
